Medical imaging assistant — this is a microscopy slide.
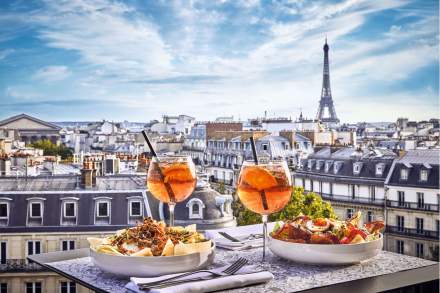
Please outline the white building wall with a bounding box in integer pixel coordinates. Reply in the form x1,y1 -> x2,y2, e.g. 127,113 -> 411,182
388,186 -> 439,204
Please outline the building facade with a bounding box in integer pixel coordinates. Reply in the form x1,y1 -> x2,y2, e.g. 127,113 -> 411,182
0,166 -> 160,293
0,114 -> 61,145
384,149 -> 439,260
293,146 -> 396,226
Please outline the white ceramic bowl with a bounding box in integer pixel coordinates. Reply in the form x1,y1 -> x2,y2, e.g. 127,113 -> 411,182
268,234 -> 383,265
90,242 -> 215,277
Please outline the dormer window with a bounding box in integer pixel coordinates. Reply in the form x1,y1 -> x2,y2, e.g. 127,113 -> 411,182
97,201 -> 109,217
325,161 -> 333,173
316,160 -> 323,171
186,198 -> 206,220
94,197 -> 111,225
0,199 -> 10,226
130,201 -> 142,217
61,198 -> 78,226
400,169 -> 408,180
308,160 -> 312,170
353,163 -> 362,175
64,202 -> 76,218
30,203 -> 42,218
27,198 -> 45,226
375,164 -> 384,176
333,161 -> 343,174
262,143 -> 268,151
420,170 -> 428,182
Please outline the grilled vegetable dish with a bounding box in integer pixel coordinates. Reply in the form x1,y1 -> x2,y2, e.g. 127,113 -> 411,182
88,217 -> 211,256
271,211 -> 384,245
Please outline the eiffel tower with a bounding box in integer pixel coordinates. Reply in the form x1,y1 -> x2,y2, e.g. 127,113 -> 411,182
316,38 -> 339,125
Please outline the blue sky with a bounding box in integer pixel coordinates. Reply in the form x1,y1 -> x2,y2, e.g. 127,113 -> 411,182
0,0 -> 438,122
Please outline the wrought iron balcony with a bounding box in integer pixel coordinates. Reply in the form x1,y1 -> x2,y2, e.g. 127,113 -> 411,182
0,259 -> 48,273
386,200 -> 439,212
209,177 -> 234,186
386,225 -> 440,240
306,191 -> 385,206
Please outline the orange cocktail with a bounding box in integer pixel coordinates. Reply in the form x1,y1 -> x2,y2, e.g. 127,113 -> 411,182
147,155 -> 196,226
237,159 -> 292,260
237,161 -> 292,215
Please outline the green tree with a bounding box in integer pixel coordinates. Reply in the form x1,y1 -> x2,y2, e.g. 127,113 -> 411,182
233,187 -> 336,226
30,139 -> 73,160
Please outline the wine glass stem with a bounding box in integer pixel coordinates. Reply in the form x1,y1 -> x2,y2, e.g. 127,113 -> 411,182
169,203 -> 176,227
262,214 -> 268,261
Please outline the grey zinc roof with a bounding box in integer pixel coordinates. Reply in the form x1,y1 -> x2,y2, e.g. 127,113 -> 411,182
0,175 -> 146,192
396,149 -> 440,166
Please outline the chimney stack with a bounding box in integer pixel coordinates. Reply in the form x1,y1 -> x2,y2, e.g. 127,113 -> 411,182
81,157 -> 97,189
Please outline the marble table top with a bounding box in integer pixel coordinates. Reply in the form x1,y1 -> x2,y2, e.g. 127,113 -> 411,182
39,246 -> 437,293
29,224 -> 438,293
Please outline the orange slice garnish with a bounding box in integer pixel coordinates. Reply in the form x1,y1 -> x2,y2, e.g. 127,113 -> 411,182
242,166 -> 278,190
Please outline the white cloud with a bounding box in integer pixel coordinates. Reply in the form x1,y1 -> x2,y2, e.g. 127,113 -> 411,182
33,0 -> 172,79
0,49 -> 14,60
33,65 -> 71,82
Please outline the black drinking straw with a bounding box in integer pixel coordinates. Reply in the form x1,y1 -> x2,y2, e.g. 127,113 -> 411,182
142,130 -> 176,202
249,136 -> 269,261
249,136 -> 269,210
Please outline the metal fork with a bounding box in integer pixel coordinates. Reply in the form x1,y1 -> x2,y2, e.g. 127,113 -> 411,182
138,257 -> 248,289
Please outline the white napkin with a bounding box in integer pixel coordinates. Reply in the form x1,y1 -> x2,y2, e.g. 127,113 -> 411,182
125,265 -> 273,293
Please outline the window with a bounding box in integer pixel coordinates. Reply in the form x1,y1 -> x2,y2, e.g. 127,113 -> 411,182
25,282 -> 41,293
186,198 -> 205,219
0,283 -> 7,293
437,220 -> 439,233
416,218 -> 424,234
417,193 -> 424,209
396,240 -> 404,254
351,185 -> 356,199
370,186 -> 376,201
60,281 -> 76,293
367,211 -> 374,223
397,191 -> 405,206
129,201 -> 142,217
27,240 -> 41,256
61,240 -> 75,251
96,201 -> 109,217
0,203 -> 7,218
420,170 -> 428,182
397,216 -> 405,231
0,242 -> 6,264
30,202 -> 42,218
416,243 -> 424,258
346,209 -> 354,219
353,163 -> 361,174
64,202 -> 76,218
262,143 -> 268,151
400,169 -> 408,180
325,161 -> 332,172
375,164 -> 383,176
307,160 -> 312,170
310,180 -> 314,192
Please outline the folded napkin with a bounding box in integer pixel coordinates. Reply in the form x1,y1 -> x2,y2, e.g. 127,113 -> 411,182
125,265 -> 273,293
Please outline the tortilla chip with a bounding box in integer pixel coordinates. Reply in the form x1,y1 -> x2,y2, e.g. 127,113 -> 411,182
96,245 -> 124,255
174,240 -> 212,256
87,237 -> 110,250
350,234 -> 366,244
116,229 -> 126,236
161,239 -> 174,256
184,224 -> 197,232
131,247 -> 153,257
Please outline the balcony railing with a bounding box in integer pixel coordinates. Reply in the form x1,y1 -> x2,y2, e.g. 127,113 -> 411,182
305,191 -> 385,206
386,200 -> 439,212
210,177 -> 234,186
0,259 -> 48,273
386,225 -> 440,240
182,145 -> 206,151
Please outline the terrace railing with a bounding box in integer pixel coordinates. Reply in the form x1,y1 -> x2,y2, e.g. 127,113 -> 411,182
304,190 -> 385,206
0,259 -> 48,273
386,226 -> 439,240
386,200 -> 439,212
